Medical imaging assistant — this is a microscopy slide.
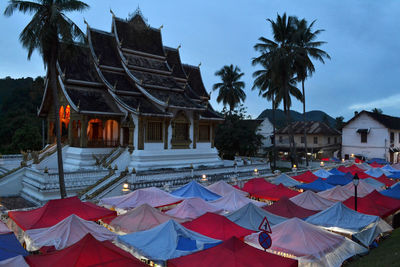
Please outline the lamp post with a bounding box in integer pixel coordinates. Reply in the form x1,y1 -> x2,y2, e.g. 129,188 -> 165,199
353,173 -> 359,211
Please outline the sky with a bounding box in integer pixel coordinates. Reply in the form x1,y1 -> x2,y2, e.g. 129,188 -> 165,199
1,0 -> 400,120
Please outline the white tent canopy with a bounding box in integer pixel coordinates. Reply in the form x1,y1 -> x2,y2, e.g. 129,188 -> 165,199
271,174 -> 301,187
207,181 -> 248,197
210,190 -> 266,212
317,185 -> 353,202
290,190 -> 336,211
165,198 -> 223,220
24,215 -> 116,251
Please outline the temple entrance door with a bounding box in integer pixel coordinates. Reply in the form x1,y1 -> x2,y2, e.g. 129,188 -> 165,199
122,127 -> 129,146
92,123 -> 99,140
390,151 -> 394,163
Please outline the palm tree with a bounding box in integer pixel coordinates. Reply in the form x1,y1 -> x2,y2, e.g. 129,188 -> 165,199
4,0 -> 89,198
293,18 -> 330,167
213,64 -> 246,113
371,108 -> 383,114
253,13 -> 302,165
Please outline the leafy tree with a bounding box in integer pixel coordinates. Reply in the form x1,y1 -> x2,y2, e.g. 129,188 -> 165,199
292,18 -> 330,166
4,0 -> 89,198
371,108 -> 383,114
215,105 -> 263,159
213,64 -> 246,113
335,116 -> 345,131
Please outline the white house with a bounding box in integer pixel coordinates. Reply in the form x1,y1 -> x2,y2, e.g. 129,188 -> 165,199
342,111 -> 400,163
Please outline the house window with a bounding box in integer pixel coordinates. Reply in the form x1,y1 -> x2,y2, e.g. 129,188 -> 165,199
147,121 -> 163,142
328,137 -> 331,144
391,132 -> 395,143
313,136 -> 318,144
300,136 -> 305,143
198,124 -> 210,141
360,132 -> 367,143
174,123 -> 189,141
279,136 -> 283,143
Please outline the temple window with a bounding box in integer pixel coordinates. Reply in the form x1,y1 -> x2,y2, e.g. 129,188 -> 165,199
146,121 -> 163,142
175,123 -> 189,141
198,124 -> 210,141
104,120 -> 119,146
87,119 -> 103,142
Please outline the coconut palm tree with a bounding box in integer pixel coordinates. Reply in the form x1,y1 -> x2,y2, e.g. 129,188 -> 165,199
4,0 -> 89,198
213,64 -> 246,113
253,13 -> 302,165
371,108 -> 383,114
292,18 -> 330,166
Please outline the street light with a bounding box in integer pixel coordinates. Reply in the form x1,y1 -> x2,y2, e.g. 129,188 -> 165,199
122,183 -> 130,193
201,174 -> 207,182
320,161 -> 324,167
353,173 -> 359,211
254,168 -> 259,176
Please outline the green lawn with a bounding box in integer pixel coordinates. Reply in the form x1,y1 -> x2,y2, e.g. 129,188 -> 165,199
346,228 -> 400,267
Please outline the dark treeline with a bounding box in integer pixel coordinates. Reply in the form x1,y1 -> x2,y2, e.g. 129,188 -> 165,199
0,76 -> 45,154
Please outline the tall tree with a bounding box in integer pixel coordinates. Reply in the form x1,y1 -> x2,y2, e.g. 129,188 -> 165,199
4,0 -> 89,198
253,13 -> 302,166
293,18 -> 330,167
371,108 -> 383,114
335,116 -> 345,131
213,64 -> 246,113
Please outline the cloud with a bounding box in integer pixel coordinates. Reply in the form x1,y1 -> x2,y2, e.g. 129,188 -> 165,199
349,93 -> 400,110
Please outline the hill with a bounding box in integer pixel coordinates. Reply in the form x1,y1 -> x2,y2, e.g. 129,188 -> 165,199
257,109 -> 336,129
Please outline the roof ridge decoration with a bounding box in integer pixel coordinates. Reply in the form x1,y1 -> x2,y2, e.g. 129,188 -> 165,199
128,6 -> 148,25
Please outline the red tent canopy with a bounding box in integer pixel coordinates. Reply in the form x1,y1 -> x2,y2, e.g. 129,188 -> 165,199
25,234 -> 146,267
343,195 -> 391,218
365,190 -> 400,215
182,212 -> 255,241
263,197 -> 318,219
241,178 -> 275,195
8,197 -> 116,231
375,175 -> 396,187
256,184 -> 300,201
338,165 -> 365,175
292,171 -> 318,183
167,236 -> 298,267
353,172 -> 371,179
369,162 -> 384,168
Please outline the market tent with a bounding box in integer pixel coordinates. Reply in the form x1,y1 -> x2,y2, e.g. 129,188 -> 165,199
317,185 -> 353,202
263,197 -> 318,219
241,178 -> 276,196
341,180 -> 379,197
0,222 -> 10,235
0,233 -> 28,261
392,162 -> 400,170
99,187 -> 182,211
225,203 -> 287,231
325,174 -> 352,186
271,174 -> 302,187
367,158 -> 388,165
369,162 -> 385,168
329,168 -> 345,176
207,181 -> 248,197
358,163 -> 371,170
245,218 -> 367,267
343,196 -> 391,218
364,190 -> 400,216
210,190 -> 266,212
24,214 -> 117,251
116,220 -> 221,263
292,171 -> 319,183
8,197 -> 116,231
165,198 -> 223,220
381,165 -> 400,173
365,168 -> 390,178
313,169 -> 333,179
290,190 -> 336,211
171,181 -> 221,201
182,212 -> 255,241
251,184 -> 300,201
104,204 -> 186,234
392,182 -> 400,189
167,237 -> 298,267
296,178 -> 335,192
306,202 -> 393,246
380,186 -> 400,200
374,174 -> 396,187
363,178 -> 385,189
0,255 -> 29,267
25,234 -> 146,267
387,172 -> 400,179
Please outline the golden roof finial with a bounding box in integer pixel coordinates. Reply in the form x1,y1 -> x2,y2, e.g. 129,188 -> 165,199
110,9 -> 115,17
83,18 -> 89,27
198,62 -> 202,68
177,44 -> 181,50
159,24 -> 164,30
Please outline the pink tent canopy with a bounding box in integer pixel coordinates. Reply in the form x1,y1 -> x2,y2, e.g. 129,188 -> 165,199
165,198 -> 223,220
99,187 -> 182,211
104,204 -> 186,234
341,180 -> 379,197
24,215 -> 116,252
0,221 -> 11,235
210,190 -> 266,212
207,181 -> 248,197
290,190 -> 336,211
245,218 -> 367,267
317,185 -> 353,202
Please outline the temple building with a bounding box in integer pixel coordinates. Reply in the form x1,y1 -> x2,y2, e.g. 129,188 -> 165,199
38,10 -> 223,171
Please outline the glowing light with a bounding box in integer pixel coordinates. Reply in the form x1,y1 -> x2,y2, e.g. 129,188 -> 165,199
293,165 -> 297,169
342,158 -> 345,163
122,183 -> 129,192
351,154 -> 355,158
201,174 -> 207,182
320,161 -> 324,167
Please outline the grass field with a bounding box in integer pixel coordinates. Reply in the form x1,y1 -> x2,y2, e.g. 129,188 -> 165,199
346,228 -> 400,267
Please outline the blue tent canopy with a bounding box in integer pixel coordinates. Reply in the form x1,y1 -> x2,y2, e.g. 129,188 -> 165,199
225,203 -> 287,231
392,182 -> 400,190
171,181 -> 221,201
329,168 -> 345,176
367,158 -> 389,165
381,187 -> 400,200
326,173 -> 352,186
387,172 -> 400,179
364,178 -> 385,189
0,233 -> 28,261
116,220 -> 221,262
271,174 -> 301,187
306,202 -> 390,246
296,178 -> 335,192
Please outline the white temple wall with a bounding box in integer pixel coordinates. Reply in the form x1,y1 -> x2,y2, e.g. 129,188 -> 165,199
132,114 -> 139,150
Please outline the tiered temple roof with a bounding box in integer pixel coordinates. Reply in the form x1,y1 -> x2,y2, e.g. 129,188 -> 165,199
38,11 -> 222,120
